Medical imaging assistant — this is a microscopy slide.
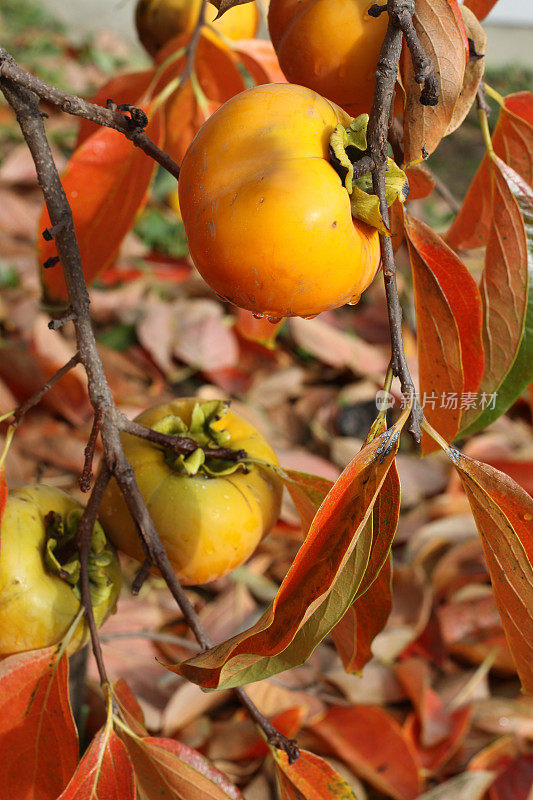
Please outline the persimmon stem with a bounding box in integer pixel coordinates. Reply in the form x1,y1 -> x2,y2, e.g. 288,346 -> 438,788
122,417 -> 248,462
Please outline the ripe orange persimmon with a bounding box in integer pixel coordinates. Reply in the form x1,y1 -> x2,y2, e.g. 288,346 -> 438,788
136,0 -> 259,58
178,83 -> 381,320
99,399 -> 283,586
268,0 -> 389,118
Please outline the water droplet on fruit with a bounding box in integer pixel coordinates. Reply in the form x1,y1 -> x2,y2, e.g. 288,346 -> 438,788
348,293 -> 361,306
266,315 -> 282,324
252,312 -> 264,319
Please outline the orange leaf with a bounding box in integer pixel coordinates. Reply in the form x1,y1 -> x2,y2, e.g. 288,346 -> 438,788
403,707 -> 472,774
309,705 -> 422,800
448,92 -> 533,250
235,308 -> 283,348
402,0 -> 467,165
58,727 -> 135,800
464,0 -> 500,21
234,39 -> 287,84
331,458 -> 399,672
0,649 -> 79,800
173,414 -> 408,689
39,107 -> 162,304
405,165 -> 436,201
405,212 -> 484,450
76,70 -> 155,148
112,678 -> 147,735
450,451 -> 533,693
281,468 -> 334,534
395,658 -> 452,749
155,31 -> 246,164
272,748 -> 358,800
119,734 -> 244,800
492,93 -> 533,188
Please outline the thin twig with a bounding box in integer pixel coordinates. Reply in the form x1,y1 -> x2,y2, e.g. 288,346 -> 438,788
0,47 -> 180,179
48,310 -> 77,330
431,170 -> 461,214
79,407 -> 103,492
12,352 -> 80,425
181,0 -> 208,82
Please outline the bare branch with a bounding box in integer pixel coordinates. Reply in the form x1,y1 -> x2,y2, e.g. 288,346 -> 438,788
0,47 -> 180,179
366,0 -> 432,441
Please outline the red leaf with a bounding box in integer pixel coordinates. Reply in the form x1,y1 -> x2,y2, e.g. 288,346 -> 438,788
459,159 -> 533,435
490,755 -> 533,800
406,213 -> 484,450
112,679 -> 147,734
405,212 -> 485,448
450,452 -> 533,693
58,726 -> 135,800
309,705 -> 422,800
464,0 -> 500,21
0,648 -> 79,800
331,457 -> 399,672
272,748 -> 358,800
403,707 -> 472,773
406,213 -> 484,398
120,734 -> 243,799
395,658 -> 452,748
173,414 -> 408,689
448,92 -> 533,250
39,106 -> 162,304
76,70 -> 155,148
405,165 -> 436,201
492,92 -> 533,188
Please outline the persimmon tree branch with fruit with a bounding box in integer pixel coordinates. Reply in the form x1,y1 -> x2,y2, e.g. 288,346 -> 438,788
0,0 -> 532,798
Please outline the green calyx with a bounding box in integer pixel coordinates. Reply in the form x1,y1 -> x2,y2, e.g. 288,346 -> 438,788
44,509 -> 117,607
152,400 -> 248,478
329,114 -> 409,235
